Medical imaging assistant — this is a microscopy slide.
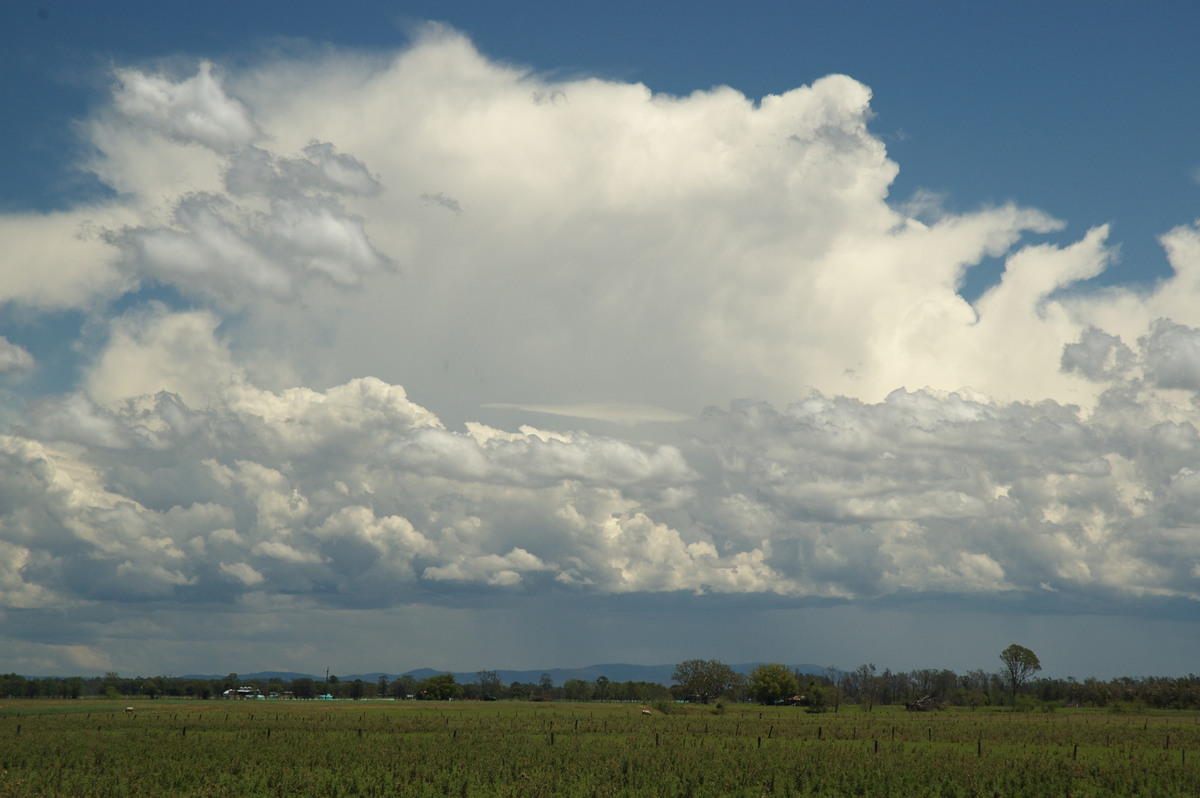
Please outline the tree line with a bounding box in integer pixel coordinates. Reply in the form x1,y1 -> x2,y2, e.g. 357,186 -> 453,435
4,646 -> 1199,711
682,646 -> 1200,712
0,669 -> 670,704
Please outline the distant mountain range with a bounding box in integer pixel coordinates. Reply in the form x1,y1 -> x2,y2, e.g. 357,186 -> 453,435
182,663 -> 832,685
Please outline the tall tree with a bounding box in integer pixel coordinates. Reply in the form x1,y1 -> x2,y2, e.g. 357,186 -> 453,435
391,675 -> 418,699
62,676 -> 84,699
999,644 -> 1041,703
672,659 -> 742,704
852,663 -> 879,710
476,670 -> 502,699
562,679 -> 592,701
420,673 -> 463,701
749,664 -> 798,705
291,677 -> 316,699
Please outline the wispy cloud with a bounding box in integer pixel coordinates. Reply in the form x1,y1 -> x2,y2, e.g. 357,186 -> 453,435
0,337 -> 34,373
483,402 -> 691,424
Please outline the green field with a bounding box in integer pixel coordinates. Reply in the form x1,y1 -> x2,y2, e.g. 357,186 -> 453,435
2,699 -> 1199,796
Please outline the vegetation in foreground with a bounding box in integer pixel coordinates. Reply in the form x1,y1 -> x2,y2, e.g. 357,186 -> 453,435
3,698 -> 1200,797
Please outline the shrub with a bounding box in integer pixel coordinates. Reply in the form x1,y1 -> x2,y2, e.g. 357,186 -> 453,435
651,699 -> 678,715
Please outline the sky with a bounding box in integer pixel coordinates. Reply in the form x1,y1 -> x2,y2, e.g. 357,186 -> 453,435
1,1 -> 1199,681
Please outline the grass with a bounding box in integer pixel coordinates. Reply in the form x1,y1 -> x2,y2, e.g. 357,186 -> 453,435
2,699 -> 1199,796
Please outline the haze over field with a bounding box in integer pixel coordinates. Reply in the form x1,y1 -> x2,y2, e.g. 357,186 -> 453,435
1,1 -> 1199,678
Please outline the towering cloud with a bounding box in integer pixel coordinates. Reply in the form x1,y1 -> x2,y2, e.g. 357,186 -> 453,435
3,27 -> 1200,674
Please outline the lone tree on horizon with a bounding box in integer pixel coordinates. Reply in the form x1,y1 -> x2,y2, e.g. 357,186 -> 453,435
672,659 -> 741,704
999,643 -> 1041,704
748,663 -> 798,705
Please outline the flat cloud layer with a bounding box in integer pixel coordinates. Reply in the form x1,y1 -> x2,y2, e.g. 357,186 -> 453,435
3,27 -> 1200,674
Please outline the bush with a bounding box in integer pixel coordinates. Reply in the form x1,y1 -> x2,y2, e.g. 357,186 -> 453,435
651,700 -> 677,715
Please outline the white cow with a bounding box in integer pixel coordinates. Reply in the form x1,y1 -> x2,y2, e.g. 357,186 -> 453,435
123,706 -> 134,714
641,709 -> 652,716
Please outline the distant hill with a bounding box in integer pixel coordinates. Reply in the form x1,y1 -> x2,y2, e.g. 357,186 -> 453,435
181,671 -> 318,682
399,663 -> 832,686
184,663 -> 832,685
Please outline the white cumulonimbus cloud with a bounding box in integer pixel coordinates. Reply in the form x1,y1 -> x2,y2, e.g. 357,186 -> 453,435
3,27 -> 1200,671
7,320 -> 1200,614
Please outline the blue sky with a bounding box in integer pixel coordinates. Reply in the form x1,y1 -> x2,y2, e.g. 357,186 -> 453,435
1,1 -> 1199,679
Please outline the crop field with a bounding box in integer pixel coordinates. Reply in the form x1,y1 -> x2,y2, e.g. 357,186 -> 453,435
2,700 -> 1199,797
